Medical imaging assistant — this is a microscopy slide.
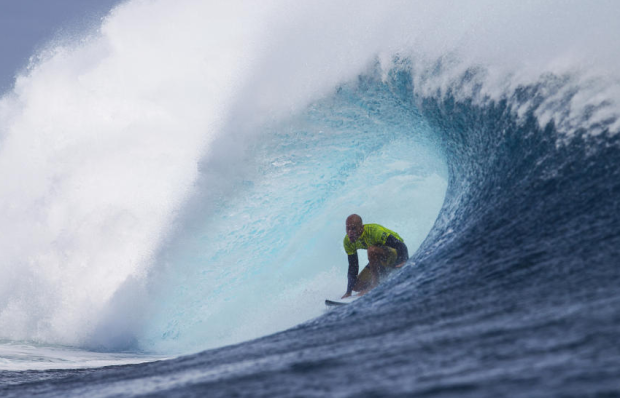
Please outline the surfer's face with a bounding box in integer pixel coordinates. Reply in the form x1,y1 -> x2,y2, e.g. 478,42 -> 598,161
346,221 -> 363,242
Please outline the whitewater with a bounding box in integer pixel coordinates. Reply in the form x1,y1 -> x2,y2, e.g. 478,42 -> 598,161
1,1 -> 620,396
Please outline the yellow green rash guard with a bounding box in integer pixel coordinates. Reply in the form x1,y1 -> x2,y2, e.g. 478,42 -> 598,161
343,224 -> 402,254
343,224 -> 409,293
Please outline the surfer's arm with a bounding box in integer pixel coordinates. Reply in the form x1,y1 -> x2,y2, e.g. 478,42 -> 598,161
346,253 -> 359,294
385,235 -> 409,266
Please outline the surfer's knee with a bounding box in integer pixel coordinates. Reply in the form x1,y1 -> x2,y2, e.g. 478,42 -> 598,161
368,246 -> 387,264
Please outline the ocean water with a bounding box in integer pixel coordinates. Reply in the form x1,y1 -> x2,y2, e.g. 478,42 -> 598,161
1,1 -> 619,396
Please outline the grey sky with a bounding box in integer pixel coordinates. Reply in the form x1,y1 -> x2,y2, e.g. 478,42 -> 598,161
0,0 -> 122,93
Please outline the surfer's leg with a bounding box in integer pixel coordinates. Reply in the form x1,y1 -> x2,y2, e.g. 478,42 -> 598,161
366,246 -> 388,290
355,246 -> 396,295
352,265 -> 372,292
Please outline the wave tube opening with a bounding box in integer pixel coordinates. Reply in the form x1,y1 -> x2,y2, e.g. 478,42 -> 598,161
96,71 -> 449,355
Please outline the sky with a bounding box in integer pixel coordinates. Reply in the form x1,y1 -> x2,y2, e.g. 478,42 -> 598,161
0,0 -> 121,93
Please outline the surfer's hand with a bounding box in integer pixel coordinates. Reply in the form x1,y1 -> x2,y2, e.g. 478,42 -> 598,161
341,292 -> 352,299
394,261 -> 406,268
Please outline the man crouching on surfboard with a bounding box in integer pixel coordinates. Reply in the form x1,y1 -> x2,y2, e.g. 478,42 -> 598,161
341,214 -> 409,299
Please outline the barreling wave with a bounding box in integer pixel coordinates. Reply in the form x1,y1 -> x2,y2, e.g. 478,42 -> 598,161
3,53 -> 619,396
0,3 -> 619,386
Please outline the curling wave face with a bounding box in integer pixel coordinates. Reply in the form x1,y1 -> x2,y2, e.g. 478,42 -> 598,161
2,57 -> 620,396
0,2 -> 619,385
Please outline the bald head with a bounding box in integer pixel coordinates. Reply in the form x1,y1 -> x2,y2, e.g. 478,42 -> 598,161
346,214 -> 364,242
346,214 -> 362,225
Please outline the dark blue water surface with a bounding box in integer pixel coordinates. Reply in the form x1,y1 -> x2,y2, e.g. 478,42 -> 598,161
1,65 -> 620,397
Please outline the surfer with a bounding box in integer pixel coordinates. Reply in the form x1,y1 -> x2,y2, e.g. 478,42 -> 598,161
341,214 -> 409,299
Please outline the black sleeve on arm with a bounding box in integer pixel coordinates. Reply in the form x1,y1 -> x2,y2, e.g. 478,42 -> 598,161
346,253 -> 359,294
385,235 -> 409,264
